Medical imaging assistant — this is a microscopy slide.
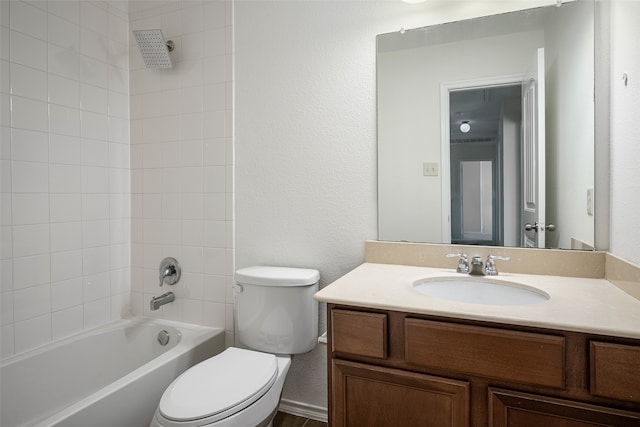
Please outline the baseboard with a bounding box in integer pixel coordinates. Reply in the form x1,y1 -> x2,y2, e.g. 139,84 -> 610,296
279,399 -> 328,423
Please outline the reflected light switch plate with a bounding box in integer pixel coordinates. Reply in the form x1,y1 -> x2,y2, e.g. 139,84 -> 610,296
423,162 -> 439,176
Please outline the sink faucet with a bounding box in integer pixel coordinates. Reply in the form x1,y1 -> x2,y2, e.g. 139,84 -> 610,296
483,255 -> 510,276
446,253 -> 469,274
469,255 -> 485,276
150,292 -> 175,311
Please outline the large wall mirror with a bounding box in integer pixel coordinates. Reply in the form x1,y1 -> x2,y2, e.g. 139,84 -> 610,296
377,0 -> 595,250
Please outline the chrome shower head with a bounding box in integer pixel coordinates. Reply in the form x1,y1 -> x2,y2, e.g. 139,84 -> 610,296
133,29 -> 174,69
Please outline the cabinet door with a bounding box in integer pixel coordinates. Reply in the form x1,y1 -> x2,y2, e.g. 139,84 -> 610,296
332,359 -> 469,427
489,388 -> 640,427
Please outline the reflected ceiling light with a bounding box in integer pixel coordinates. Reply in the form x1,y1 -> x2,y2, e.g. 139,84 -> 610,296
460,121 -> 471,133
402,0 -> 427,4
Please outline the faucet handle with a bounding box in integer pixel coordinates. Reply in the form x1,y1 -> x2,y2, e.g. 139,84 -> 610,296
446,253 -> 469,274
159,257 -> 181,287
484,255 -> 510,276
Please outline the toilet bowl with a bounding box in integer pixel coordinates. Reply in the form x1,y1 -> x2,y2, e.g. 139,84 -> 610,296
150,266 -> 319,427
150,348 -> 291,427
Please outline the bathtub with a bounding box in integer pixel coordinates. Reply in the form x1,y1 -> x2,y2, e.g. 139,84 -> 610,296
0,317 -> 225,427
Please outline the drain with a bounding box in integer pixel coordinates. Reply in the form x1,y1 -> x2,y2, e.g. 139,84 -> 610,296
157,330 -> 170,346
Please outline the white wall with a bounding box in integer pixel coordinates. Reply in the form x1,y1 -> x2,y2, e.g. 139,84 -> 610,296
128,0 -> 235,345
235,0 -> 557,416
610,0 -> 640,265
0,0 -> 130,359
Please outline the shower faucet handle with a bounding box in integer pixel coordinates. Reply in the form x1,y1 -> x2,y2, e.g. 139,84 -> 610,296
159,257 -> 181,287
446,253 -> 469,274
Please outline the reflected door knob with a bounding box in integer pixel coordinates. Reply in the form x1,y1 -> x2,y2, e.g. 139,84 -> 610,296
524,222 -> 556,232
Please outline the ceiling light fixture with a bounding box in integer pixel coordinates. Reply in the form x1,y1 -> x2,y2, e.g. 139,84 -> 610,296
460,121 -> 471,133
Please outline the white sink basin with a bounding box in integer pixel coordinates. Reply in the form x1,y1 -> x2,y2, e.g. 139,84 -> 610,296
412,277 -> 549,306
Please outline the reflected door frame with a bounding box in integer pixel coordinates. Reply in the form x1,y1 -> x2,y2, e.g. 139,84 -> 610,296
440,74 -> 525,244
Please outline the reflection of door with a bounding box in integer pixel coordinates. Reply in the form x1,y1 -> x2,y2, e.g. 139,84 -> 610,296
521,48 -> 546,248
450,145 -> 501,246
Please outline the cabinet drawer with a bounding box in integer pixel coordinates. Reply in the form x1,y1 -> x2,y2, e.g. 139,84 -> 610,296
405,319 -> 565,388
331,309 -> 387,359
591,341 -> 640,403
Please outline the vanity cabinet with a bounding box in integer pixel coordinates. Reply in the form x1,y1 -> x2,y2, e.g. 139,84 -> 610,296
327,305 -> 640,427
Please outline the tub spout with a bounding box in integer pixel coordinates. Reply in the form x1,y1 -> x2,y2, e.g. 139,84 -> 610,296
150,292 -> 175,311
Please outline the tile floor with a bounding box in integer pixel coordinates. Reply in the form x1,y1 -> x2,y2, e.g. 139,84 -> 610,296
273,411 -> 327,427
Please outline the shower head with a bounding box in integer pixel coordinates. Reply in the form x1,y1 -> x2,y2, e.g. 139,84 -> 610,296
133,29 -> 174,69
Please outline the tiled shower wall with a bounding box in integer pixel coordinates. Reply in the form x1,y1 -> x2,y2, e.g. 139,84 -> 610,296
128,0 -> 234,345
0,0 -> 131,358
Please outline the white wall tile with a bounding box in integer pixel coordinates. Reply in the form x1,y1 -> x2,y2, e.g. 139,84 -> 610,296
12,161 -> 48,193
83,271 -> 110,302
81,83 -> 109,115
12,194 -> 49,225
13,283 -> 50,322
0,194 -> 11,226
10,1 -> 47,41
49,104 -> 81,137
80,56 -> 108,88
50,250 -> 82,282
49,134 -> 81,165
14,314 -> 51,354
50,222 -> 82,253
83,297 -> 110,329
80,2 -> 108,36
0,225 -> 12,259
82,245 -> 110,275
52,305 -> 83,340
1,324 -> 15,358
48,74 -> 80,109
50,194 -> 82,222
10,30 -> 47,71
0,126 -> 10,160
82,220 -> 110,248
48,43 -> 80,80
80,28 -> 108,63
81,138 -> 109,167
51,277 -> 83,311
48,0 -> 80,25
10,63 -> 47,101
49,164 -> 81,193
81,166 -> 109,193
11,128 -> 48,163
81,111 -> 108,141
11,96 -> 48,132
82,194 -> 109,220
48,13 -> 80,51
12,254 -> 50,290
12,224 -> 49,257
1,291 -> 14,325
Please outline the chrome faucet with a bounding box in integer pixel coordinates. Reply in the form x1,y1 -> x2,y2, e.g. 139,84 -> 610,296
469,255 -> 485,276
446,253 -> 470,274
446,253 -> 510,276
151,257 -> 181,310
483,255 -> 510,276
150,292 -> 175,311
159,257 -> 181,287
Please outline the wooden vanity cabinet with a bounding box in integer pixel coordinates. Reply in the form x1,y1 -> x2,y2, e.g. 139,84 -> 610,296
327,304 -> 640,427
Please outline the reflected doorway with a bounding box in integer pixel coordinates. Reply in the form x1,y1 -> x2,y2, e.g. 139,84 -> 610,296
449,85 -> 522,246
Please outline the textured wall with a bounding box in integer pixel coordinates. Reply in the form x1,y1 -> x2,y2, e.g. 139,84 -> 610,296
234,0 -> 558,415
610,1 -> 640,265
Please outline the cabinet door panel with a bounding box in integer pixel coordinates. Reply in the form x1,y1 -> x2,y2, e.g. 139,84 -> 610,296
332,359 -> 469,427
489,388 -> 640,427
591,341 -> 640,404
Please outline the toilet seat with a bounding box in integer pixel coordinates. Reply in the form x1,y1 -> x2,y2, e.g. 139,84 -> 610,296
157,347 -> 278,426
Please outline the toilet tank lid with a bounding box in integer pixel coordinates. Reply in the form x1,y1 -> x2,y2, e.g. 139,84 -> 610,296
235,266 -> 319,286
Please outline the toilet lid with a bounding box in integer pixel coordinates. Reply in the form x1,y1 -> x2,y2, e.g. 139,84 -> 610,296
159,347 -> 278,423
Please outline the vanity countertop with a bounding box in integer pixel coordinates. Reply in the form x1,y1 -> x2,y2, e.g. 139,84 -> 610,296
314,262 -> 640,340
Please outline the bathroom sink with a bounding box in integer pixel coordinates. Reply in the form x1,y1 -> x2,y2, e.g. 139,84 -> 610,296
412,277 -> 549,306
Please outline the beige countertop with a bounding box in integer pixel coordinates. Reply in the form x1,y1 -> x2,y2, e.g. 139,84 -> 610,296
314,262 -> 640,340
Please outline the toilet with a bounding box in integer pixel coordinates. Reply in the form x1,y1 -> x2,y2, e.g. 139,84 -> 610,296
150,266 -> 320,427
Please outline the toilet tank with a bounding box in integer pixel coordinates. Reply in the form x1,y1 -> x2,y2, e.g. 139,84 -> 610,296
234,266 -> 319,354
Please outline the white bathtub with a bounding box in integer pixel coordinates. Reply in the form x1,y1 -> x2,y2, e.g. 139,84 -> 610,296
0,317 -> 225,427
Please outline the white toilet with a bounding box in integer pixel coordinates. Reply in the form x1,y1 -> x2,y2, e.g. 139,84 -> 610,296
150,266 -> 320,427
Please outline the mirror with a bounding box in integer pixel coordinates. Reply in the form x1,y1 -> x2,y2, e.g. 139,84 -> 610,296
377,0 -> 595,250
